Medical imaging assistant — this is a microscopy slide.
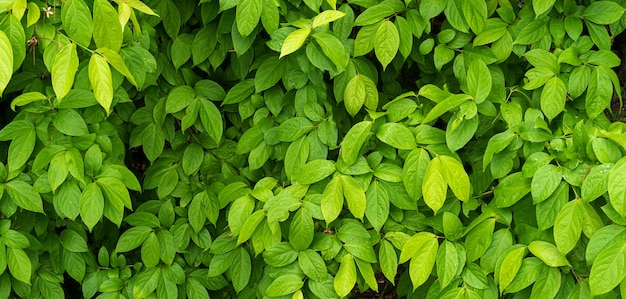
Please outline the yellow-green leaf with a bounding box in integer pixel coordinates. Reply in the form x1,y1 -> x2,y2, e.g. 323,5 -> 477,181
88,54 -> 114,114
280,28 -> 311,58
0,30 -> 13,96
52,43 -> 79,101
374,20 -> 399,70
423,157 -> 447,213
93,0 -> 123,52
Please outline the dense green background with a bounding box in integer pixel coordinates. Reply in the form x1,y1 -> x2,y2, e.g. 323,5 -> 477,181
0,0 -> 625,298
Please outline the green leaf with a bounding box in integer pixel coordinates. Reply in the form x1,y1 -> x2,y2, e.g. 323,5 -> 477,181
266,274 -> 304,297
498,246 -> 526,294
189,192 -> 207,233
182,143 -> 204,175
313,32 -> 349,71
583,1 -> 625,25
540,76 -> 566,120
280,28 -> 311,58
93,0 -> 122,52
344,75 -> 366,117
52,43 -> 79,100
586,66 -> 613,118
530,267 -> 560,299
466,59 -> 491,103
341,175 -> 366,220
374,20 -> 399,70
340,121 -> 372,166
586,225 -> 626,265
80,182 -> 104,231
0,30 -> 12,95
494,172 -> 531,208
437,240 -> 459,289
365,180 -> 389,232
462,0 -> 487,33
60,229 -> 89,253
528,241 -> 570,267
423,157 -> 447,213
531,164 -> 562,203
61,0 -> 93,46
289,208 -> 314,251
299,249 -> 327,281
376,122 -> 417,150
166,85 -> 195,114
141,232 -> 160,268
533,0 -> 556,16
89,54 -> 114,114
236,0 -> 262,37
10,91 -> 47,110
255,56 -> 285,93
589,240 -> 626,296
199,98 -> 223,143
334,253 -> 357,297
403,148 -> 430,200
312,10 -> 345,28
97,177 -> 132,210
6,180 -> 43,213
379,240 -> 398,283
321,175 -> 343,224
554,199 -> 583,254
422,94 -> 472,124
98,47 -> 137,86
7,129 -> 35,174
354,24 -> 378,57
7,247 -> 31,284
609,157 -> 626,217
116,226 -> 152,252
294,160 -> 335,185
406,232 -> 438,289
263,242 -> 298,267
439,155 -> 470,201
465,217 -> 496,262
53,109 -> 89,136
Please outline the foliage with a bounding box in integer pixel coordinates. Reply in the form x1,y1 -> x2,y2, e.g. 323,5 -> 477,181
0,0 -> 625,298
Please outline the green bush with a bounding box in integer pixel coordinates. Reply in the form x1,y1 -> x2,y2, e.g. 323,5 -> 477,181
0,0 -> 625,297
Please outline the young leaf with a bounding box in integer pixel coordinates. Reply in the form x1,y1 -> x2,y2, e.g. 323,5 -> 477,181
554,199 -> 583,254
422,94 -> 472,124
408,233 -> 438,290
280,28 -> 311,58
334,253 -> 357,297
374,20 -> 399,70
403,148 -> 430,200
528,241 -> 570,267
88,54 -> 114,114
498,246 -> 526,294
589,240 -> 626,296
341,175 -> 366,220
312,10 -> 345,28
365,181 -> 389,232
379,240 -> 398,284
321,175 -> 343,224
52,43 -> 79,100
376,122 -> 417,150
437,241 -> 460,289
344,75 -> 366,116
439,155 -> 470,201
0,31 -> 13,95
294,160 -> 335,185
422,157 -> 447,213
340,121 -> 372,166
609,157 -> 626,217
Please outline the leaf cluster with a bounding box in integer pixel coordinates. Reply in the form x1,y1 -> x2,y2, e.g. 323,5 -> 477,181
0,0 -> 624,298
